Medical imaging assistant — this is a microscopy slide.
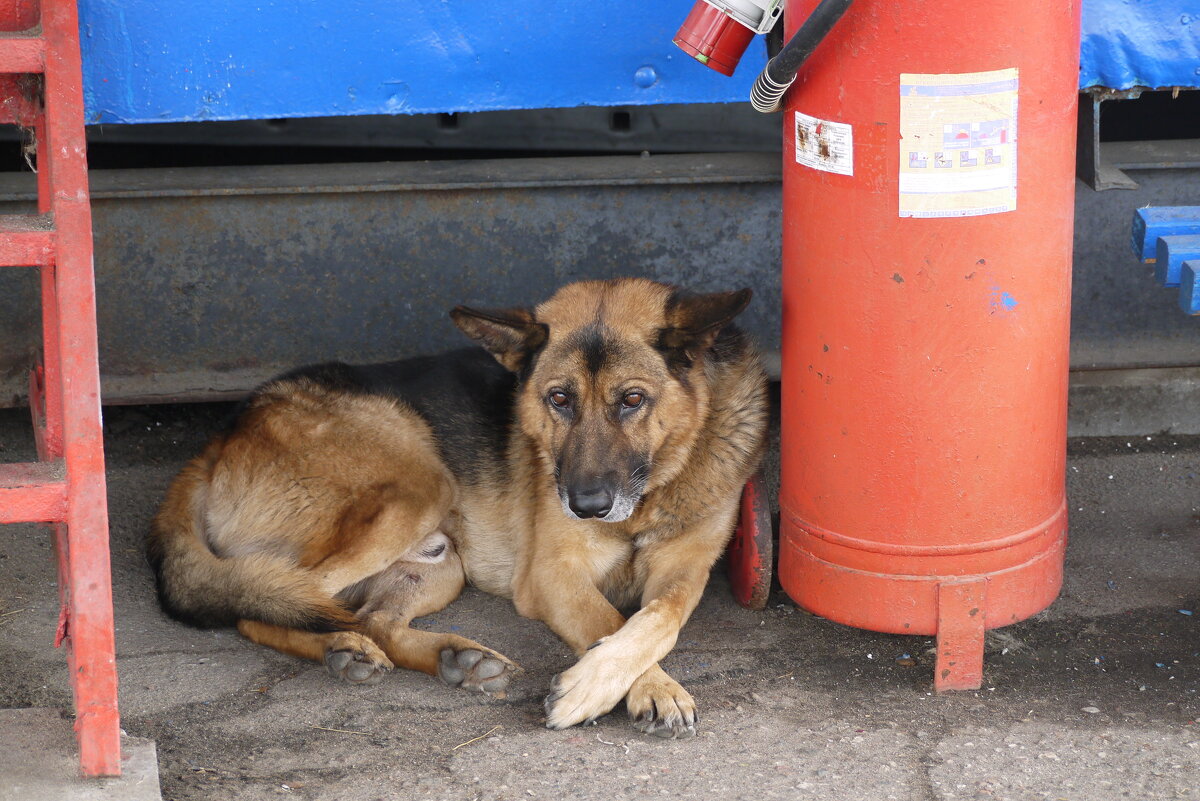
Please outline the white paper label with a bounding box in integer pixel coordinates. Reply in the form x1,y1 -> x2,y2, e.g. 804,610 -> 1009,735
898,68 -> 1018,218
794,111 -> 854,176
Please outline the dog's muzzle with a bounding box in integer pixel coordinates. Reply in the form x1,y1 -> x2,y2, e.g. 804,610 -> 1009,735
567,486 -> 614,519
560,485 -> 640,523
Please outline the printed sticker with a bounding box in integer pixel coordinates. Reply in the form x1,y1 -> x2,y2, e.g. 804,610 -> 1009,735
898,69 -> 1018,218
794,111 -> 853,176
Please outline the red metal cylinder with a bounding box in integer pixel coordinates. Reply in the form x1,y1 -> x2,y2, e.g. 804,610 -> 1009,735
673,1 -> 757,77
777,0 -> 1080,689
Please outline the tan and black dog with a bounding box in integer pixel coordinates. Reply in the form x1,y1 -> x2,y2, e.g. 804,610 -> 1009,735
148,278 -> 769,738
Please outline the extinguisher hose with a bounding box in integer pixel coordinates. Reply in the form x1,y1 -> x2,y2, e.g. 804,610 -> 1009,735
750,0 -> 854,113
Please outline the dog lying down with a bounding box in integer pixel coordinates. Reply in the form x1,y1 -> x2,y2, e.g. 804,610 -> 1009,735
148,278 -> 769,739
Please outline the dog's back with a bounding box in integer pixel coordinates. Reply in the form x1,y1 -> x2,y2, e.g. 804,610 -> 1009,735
355,348 -> 518,486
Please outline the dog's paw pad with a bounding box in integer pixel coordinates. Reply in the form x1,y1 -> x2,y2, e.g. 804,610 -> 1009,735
438,647 -> 518,698
324,648 -> 391,685
438,648 -> 466,685
455,649 -> 483,671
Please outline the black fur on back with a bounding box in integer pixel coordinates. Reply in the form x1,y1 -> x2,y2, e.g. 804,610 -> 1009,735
276,349 -> 518,486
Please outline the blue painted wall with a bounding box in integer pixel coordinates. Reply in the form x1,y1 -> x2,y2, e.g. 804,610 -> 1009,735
78,0 -> 1197,125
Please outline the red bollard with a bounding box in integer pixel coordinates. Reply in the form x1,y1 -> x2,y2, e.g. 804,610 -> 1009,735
777,0 -> 1080,690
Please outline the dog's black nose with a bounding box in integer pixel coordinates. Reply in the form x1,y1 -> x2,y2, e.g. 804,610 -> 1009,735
568,487 -> 613,519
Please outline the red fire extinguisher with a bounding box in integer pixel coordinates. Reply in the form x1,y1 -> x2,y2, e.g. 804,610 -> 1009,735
674,0 -> 852,111
676,0 -> 1081,691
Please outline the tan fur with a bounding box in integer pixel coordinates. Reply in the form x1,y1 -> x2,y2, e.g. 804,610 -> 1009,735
454,279 -> 768,735
149,378 -> 515,684
151,278 -> 767,737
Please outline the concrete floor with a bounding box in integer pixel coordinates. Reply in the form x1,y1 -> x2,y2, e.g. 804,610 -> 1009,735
1,399 -> 1197,801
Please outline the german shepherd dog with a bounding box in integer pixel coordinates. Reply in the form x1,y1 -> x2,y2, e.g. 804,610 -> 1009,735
149,278 -> 768,738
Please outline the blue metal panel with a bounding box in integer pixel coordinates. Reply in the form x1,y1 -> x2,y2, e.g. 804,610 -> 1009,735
75,0 -> 1200,125
77,0 -> 767,124
1081,0 -> 1200,90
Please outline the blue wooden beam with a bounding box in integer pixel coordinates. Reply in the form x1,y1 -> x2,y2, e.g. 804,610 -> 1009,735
1131,208 -> 1200,262
1154,234 -> 1200,287
1180,261 -> 1200,316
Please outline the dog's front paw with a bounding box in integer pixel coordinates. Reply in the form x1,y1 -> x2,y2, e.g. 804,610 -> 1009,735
626,667 -> 697,740
324,635 -> 393,685
438,647 -> 519,698
543,647 -> 632,730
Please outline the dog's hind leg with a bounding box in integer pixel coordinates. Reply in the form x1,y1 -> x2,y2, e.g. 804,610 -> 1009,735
232,486 -> 443,687
236,620 -> 394,685
356,539 -> 521,697
303,478 -> 455,598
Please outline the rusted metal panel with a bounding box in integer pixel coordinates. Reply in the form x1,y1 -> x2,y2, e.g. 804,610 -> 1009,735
0,154 -> 783,405
0,153 -> 1197,407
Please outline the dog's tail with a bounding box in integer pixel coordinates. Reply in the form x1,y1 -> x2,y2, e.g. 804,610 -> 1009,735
146,443 -> 357,633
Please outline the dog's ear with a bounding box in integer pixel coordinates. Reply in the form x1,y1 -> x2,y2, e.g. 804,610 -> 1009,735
657,288 -> 752,367
450,306 -> 549,373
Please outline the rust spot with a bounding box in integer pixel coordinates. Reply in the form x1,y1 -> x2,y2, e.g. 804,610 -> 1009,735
796,123 -> 809,148
892,273 -> 905,283
941,669 -> 951,679
817,138 -> 831,159
965,272 -> 976,280
823,344 -> 829,352
969,607 -> 980,617
976,258 -> 986,265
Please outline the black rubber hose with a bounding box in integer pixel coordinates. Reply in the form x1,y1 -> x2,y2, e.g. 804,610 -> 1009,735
765,10 -> 786,59
750,0 -> 854,113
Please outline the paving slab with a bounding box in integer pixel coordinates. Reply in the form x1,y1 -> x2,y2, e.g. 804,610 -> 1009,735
0,708 -> 161,801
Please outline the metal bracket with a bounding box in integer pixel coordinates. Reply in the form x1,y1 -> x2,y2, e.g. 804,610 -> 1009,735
1076,91 -> 1140,191
1077,88 -> 1200,192
934,577 -> 987,692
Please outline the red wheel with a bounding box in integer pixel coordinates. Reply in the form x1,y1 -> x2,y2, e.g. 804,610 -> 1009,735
727,470 -> 773,610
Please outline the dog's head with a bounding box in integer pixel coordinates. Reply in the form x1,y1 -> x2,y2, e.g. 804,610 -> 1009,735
451,279 -> 750,523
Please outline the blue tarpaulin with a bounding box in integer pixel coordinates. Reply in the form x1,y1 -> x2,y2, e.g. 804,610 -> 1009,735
76,0 -> 1199,125
1081,0 -> 1200,90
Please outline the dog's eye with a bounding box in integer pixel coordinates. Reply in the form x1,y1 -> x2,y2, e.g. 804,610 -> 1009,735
621,392 -> 644,409
548,390 -> 570,408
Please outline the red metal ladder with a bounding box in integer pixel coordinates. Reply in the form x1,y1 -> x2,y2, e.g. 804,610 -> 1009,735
0,0 -> 121,778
